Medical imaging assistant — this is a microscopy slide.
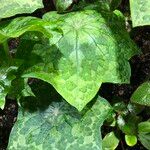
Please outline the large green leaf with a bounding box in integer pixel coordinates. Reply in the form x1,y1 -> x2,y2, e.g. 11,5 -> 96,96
130,0 -> 150,27
131,82 -> 150,106
0,17 -> 51,43
0,0 -> 43,19
8,95 -> 112,150
21,9 -> 138,111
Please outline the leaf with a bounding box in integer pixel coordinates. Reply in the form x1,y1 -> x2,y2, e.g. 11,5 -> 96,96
22,9 -> 138,111
102,132 -> 119,150
138,133 -> 150,150
125,135 -> 137,147
0,0 -> 43,19
0,17 -> 51,43
138,120 -> 150,133
138,121 -> 150,150
0,65 -> 18,108
131,82 -> 150,106
8,96 -> 112,150
54,0 -> 74,13
130,0 -> 150,27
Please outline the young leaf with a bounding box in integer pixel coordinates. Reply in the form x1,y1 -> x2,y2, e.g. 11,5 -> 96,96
0,0 -> 43,19
8,96 -> 112,150
131,82 -> 150,106
125,135 -> 137,147
130,0 -> 150,27
0,17 -> 51,43
22,9 -> 138,111
102,132 -> 119,150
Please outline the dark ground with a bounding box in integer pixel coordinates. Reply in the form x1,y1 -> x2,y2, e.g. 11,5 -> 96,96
0,0 -> 150,149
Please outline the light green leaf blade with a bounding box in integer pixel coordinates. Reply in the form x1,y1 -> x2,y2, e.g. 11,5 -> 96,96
22,9 -> 138,111
8,96 -> 112,150
125,135 -> 137,147
131,82 -> 150,106
130,0 -> 150,27
0,17 -> 51,43
0,0 -> 43,19
102,131 -> 119,150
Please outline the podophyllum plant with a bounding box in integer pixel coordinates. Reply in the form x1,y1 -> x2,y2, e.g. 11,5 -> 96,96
0,0 -> 150,149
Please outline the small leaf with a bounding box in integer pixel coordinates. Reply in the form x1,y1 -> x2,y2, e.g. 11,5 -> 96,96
125,135 -> 137,147
131,82 -> 150,106
54,0 -> 73,13
102,132 -> 119,150
138,121 -> 150,150
138,120 -> 150,133
8,96 -> 112,150
130,0 -> 150,27
0,0 -> 43,19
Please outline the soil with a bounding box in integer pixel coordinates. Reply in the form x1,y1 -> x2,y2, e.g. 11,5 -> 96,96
0,0 -> 150,149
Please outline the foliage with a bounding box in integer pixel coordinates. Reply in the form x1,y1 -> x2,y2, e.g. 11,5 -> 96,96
0,0 -> 43,19
0,0 -> 150,149
130,0 -> 150,27
131,81 -> 150,106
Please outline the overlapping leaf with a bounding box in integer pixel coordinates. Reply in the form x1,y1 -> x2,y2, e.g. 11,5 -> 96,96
22,9 -> 138,111
130,0 -> 150,27
8,96 -> 112,150
0,17 -> 51,43
0,0 -> 43,19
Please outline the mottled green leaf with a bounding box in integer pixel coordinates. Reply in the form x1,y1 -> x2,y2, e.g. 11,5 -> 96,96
0,0 -> 43,19
0,17 -> 51,43
130,0 -> 150,27
8,96 -> 112,150
22,9 -> 138,111
102,132 -> 119,150
131,82 -> 150,106
125,135 -> 137,147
